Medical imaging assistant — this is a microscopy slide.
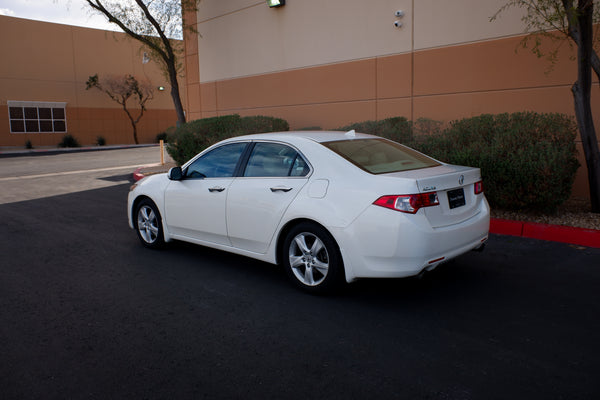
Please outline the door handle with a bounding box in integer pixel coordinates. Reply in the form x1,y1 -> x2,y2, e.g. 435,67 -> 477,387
208,187 -> 225,192
270,187 -> 293,193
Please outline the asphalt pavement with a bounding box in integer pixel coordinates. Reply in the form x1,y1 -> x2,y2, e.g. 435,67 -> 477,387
1,150 -> 599,399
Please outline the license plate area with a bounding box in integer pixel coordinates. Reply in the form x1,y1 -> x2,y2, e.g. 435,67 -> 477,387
447,188 -> 466,209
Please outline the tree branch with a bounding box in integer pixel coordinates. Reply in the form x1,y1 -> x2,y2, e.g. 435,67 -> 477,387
134,0 -> 176,62
84,1 -> 169,61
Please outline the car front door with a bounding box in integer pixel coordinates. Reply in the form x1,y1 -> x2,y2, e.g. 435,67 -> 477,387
164,142 -> 248,245
226,142 -> 311,254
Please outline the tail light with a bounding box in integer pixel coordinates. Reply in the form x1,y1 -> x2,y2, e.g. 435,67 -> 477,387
474,181 -> 483,195
374,192 -> 439,214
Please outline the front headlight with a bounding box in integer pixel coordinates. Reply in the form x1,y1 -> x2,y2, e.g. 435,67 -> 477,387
129,183 -> 138,192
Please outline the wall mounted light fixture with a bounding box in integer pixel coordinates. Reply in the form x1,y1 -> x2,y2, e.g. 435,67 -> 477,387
267,0 -> 285,8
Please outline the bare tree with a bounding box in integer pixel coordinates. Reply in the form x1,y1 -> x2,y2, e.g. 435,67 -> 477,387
86,74 -> 154,144
492,0 -> 600,212
83,0 -> 200,125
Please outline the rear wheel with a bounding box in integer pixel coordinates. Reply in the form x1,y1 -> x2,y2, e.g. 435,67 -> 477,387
282,222 -> 344,293
135,199 -> 164,249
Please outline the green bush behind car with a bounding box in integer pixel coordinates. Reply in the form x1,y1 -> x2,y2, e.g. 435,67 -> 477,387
167,112 -> 579,213
342,113 -> 579,213
166,114 -> 289,166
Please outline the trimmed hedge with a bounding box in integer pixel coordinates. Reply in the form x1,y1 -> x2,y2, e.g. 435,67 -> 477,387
167,112 -> 579,212
412,112 -> 579,212
338,116 -> 414,143
166,114 -> 289,165
341,112 -> 579,212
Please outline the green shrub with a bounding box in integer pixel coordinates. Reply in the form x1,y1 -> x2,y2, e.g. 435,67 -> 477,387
96,136 -> 106,146
338,112 -> 579,212
25,140 -> 33,149
155,131 -> 169,143
167,114 -> 289,165
241,115 -> 289,133
338,116 -> 414,143
412,118 -> 443,137
58,134 -> 80,148
411,112 -> 580,212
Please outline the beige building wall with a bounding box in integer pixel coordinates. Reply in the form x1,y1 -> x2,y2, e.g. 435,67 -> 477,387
194,0 -> 526,82
184,0 -> 599,197
0,15 -> 184,147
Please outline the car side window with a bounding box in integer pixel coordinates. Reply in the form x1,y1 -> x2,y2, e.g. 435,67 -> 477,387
185,143 -> 247,179
289,155 -> 310,177
244,142 -> 310,177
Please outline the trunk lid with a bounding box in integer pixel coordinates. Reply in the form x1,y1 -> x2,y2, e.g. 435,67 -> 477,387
389,164 -> 483,228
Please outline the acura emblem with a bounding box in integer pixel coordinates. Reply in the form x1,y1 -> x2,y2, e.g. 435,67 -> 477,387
458,175 -> 464,185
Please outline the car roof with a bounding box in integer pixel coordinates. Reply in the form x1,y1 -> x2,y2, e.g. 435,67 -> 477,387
228,130 -> 378,144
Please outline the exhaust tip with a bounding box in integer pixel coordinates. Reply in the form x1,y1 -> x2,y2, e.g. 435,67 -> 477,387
473,243 -> 486,252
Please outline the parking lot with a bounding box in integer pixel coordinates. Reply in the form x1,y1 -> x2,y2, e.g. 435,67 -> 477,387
1,149 -> 599,399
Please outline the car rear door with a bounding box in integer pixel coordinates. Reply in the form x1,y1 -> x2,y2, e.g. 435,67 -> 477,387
226,142 -> 310,254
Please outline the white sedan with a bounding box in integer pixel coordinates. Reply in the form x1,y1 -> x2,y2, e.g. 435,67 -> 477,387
128,130 -> 490,292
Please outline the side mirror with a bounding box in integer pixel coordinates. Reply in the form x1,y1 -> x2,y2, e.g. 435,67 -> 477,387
168,166 -> 183,181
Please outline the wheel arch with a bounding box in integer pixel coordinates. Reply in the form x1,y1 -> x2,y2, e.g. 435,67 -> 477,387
275,218 -> 343,269
131,194 -> 171,241
131,195 -> 156,224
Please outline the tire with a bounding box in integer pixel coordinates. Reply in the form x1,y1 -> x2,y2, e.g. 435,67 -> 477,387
282,222 -> 344,293
134,199 -> 164,249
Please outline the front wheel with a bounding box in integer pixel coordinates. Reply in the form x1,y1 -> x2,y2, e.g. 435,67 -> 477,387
134,199 -> 164,249
282,222 -> 344,293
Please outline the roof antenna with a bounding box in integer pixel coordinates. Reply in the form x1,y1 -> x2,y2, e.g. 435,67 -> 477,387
345,129 -> 356,138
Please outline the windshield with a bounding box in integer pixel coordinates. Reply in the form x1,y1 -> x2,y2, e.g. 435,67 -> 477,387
322,138 -> 441,174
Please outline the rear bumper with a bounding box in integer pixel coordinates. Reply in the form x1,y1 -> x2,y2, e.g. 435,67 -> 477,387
334,197 -> 490,282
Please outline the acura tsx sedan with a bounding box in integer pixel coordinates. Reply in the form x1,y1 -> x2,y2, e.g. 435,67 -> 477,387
128,130 -> 490,292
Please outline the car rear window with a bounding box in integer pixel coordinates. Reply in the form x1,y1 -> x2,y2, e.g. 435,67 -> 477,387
322,138 -> 441,174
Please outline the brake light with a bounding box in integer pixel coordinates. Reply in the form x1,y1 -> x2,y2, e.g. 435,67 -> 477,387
374,192 -> 439,214
474,181 -> 483,195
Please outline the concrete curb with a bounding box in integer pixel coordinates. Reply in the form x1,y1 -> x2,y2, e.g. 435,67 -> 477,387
0,144 -> 158,158
133,167 -> 600,249
132,167 -> 146,182
133,163 -> 174,181
490,218 -> 600,248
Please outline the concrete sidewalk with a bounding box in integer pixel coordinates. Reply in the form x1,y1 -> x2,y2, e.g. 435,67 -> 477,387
0,143 -> 159,158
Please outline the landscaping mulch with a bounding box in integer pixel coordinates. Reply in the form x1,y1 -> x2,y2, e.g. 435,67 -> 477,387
491,197 -> 600,231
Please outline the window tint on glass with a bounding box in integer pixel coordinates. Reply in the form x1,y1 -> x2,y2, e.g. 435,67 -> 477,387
52,108 -> 65,119
10,120 -> 25,133
24,107 -> 38,119
9,107 -> 23,119
244,142 -> 309,177
290,155 -> 310,177
53,121 -> 66,132
25,120 -> 39,132
323,139 -> 441,174
40,121 -> 53,132
38,108 -> 52,119
185,143 -> 247,179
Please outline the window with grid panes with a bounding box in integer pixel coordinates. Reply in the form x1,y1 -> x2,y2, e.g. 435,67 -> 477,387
7,101 -> 67,133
